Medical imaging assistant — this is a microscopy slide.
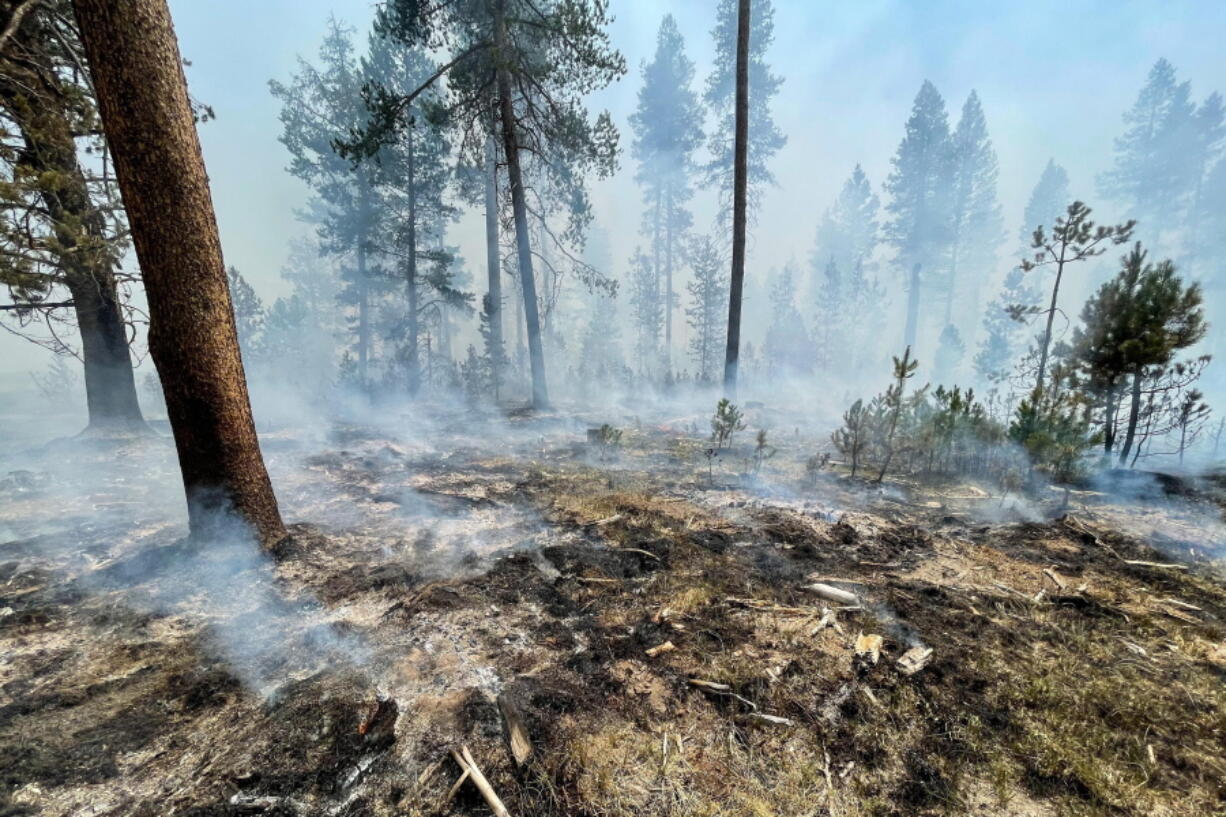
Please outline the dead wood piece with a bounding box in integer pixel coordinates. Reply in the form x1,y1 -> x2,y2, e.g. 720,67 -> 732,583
728,597 -> 822,616
451,746 -> 512,817
614,546 -> 661,561
443,768 -> 472,806
688,678 -> 731,692
746,712 -> 795,727
645,640 -> 676,657
1043,567 -> 1067,590
497,693 -> 533,767
807,583 -> 859,605
586,513 -> 623,527
854,633 -> 883,664
896,646 -> 934,675
808,575 -> 867,585
1159,597 -> 1201,612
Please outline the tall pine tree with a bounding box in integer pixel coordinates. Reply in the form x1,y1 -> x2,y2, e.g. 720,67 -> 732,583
703,0 -> 785,224
630,14 -> 703,364
884,80 -> 953,354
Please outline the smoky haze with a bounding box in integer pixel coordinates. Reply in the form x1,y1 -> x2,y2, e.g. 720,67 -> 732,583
3,0 -> 1226,429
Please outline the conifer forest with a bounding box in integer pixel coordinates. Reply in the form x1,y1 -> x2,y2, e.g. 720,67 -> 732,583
4,2 -> 1226,815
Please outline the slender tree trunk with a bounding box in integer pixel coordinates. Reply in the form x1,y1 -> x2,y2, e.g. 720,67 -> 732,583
406,125 -> 420,396
903,262 -> 922,352
67,274 -> 145,431
1118,368 -> 1144,466
722,0 -> 750,398
483,134 -> 503,382
495,2 -> 548,408
665,186 -> 674,367
72,0 -> 284,545
1035,249 -> 1067,396
1102,385 -> 1117,454
357,210 -> 370,391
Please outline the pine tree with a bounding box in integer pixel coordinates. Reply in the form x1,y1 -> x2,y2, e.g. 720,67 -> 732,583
343,0 -> 625,409
75,0 -> 285,544
1098,59 -> 1205,242
974,160 -> 1067,384
763,264 -> 813,375
703,0 -> 785,224
884,80 -> 953,354
943,91 -> 1003,329
627,248 -> 662,379
226,266 -> 265,355
1074,244 -> 1206,465
631,14 -> 703,362
270,19 -> 391,390
685,235 -> 728,383
0,0 -> 145,431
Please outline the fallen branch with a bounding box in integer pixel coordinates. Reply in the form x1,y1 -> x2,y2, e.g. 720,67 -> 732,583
645,640 -> 676,657
1042,567 -> 1067,590
807,583 -> 859,606
451,746 -> 511,817
497,694 -> 532,767
896,645 -> 933,675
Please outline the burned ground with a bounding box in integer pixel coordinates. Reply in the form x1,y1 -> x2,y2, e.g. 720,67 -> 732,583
1,412 -> 1224,816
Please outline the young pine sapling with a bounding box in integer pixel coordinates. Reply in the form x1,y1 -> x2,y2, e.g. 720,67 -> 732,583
711,398 -> 746,450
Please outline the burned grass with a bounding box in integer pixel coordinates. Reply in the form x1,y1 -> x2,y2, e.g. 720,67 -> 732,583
2,426 -> 1224,816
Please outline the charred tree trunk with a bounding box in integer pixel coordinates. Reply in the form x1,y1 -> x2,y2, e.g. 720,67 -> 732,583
1118,368 -> 1144,466
722,0 -> 750,398
67,274 -> 145,431
72,0 -> 285,546
903,262 -> 922,352
495,0 -> 548,409
483,134 -> 503,383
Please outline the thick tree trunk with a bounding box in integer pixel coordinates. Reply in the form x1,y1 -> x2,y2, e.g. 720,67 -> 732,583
1118,368 -> 1144,466
722,0 -> 750,398
72,0 -> 285,546
495,2 -> 548,408
903,263 -> 922,353
665,187 -> 674,367
483,134 -> 503,382
67,275 -> 145,432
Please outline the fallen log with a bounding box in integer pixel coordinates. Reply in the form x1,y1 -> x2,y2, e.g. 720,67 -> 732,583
497,693 -> 533,767
807,583 -> 859,606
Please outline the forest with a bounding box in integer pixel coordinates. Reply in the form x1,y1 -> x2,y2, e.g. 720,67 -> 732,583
2,1 -> 1226,816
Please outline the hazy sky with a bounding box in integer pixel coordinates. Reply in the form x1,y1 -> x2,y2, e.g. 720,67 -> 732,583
3,0 -> 1225,378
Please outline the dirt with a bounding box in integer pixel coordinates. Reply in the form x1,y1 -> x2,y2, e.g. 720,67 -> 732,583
2,409 -> 1224,816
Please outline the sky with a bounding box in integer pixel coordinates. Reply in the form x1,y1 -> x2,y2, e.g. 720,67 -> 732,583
3,0 -> 1226,380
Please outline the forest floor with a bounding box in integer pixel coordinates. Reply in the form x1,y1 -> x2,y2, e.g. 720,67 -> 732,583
1,403 -> 1225,817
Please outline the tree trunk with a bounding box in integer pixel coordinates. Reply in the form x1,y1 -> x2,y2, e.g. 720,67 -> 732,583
495,1 -> 548,408
722,0 -> 750,398
903,263 -> 921,352
1035,250 -> 1067,397
483,134 -> 503,384
1118,368 -> 1144,466
1102,384 -> 1117,454
67,275 -> 145,432
665,186 -> 674,368
72,0 -> 285,546
406,125 -> 420,396
0,34 -> 145,433
357,193 -> 370,391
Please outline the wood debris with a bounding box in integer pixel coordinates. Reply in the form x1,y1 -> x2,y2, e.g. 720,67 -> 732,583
746,712 -> 795,727
854,632 -> 883,664
807,582 -> 859,606
451,745 -> 511,817
497,693 -> 533,767
1043,567 -> 1067,590
645,640 -> 676,657
896,645 -> 934,675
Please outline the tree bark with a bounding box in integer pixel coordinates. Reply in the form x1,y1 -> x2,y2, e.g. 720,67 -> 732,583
72,0 -> 285,546
356,184 -> 371,391
495,0 -> 548,408
722,0 -> 750,398
406,125 -> 420,395
483,134 -> 503,384
665,186 -> 674,368
1118,368 -> 1144,466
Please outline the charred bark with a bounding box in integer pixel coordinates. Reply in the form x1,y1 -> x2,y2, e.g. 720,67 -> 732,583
483,134 -> 503,386
722,0 -> 750,398
72,0 -> 285,546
